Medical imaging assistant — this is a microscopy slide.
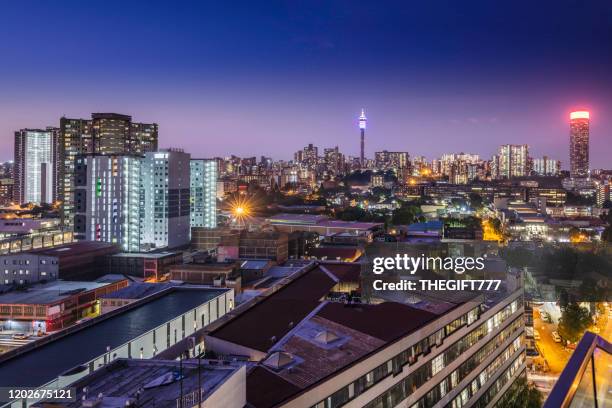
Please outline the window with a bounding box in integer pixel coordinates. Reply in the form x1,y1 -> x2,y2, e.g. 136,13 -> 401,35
431,354 -> 444,376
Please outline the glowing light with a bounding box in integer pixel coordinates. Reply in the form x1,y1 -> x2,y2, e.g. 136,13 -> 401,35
228,195 -> 253,223
570,111 -> 589,120
359,108 -> 367,129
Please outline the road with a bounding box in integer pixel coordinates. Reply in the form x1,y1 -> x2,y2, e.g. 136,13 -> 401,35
533,308 -> 572,374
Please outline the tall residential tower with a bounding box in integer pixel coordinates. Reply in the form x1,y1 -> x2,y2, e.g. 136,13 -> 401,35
190,159 -> 218,229
13,128 -> 60,204
569,110 -> 589,178
59,113 -> 158,227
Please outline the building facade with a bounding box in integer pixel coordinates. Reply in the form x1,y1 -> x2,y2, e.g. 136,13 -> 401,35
494,144 -> 529,179
13,128 -> 59,204
569,111 -> 589,178
73,155 -> 142,252
190,159 -> 218,228
59,113 -> 158,227
374,151 -> 410,171
532,156 -> 561,176
140,150 -> 191,250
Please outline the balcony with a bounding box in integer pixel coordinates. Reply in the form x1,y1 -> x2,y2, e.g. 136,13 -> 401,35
544,331 -> 611,408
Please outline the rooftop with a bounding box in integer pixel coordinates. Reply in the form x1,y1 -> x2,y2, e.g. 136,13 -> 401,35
0,275 -> 127,305
99,281 -> 177,300
111,251 -> 181,259
239,259 -> 272,270
32,359 -> 244,408
267,213 -> 382,230
27,241 -> 118,258
242,299 -> 439,407
0,287 -> 227,388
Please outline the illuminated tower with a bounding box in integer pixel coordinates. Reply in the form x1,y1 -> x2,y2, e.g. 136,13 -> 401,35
569,110 -> 590,178
359,109 -> 367,166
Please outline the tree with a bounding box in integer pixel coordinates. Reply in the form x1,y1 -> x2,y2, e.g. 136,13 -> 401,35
468,192 -> 483,211
602,226 -> 612,243
496,376 -> 543,408
557,302 -> 592,343
558,289 -> 570,311
391,205 -> 423,225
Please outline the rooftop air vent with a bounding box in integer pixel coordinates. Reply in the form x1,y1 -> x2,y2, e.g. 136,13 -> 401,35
263,351 -> 294,370
314,330 -> 339,345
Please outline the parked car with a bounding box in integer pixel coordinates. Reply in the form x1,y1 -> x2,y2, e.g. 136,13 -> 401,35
11,333 -> 30,340
533,329 -> 541,340
552,331 -> 562,343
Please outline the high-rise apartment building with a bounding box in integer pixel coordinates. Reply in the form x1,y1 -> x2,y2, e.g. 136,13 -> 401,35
59,113 -> 158,227
323,146 -> 344,175
73,149 -> 190,252
532,156 -> 561,176
190,159 -> 218,229
569,110 -> 589,178
13,128 -> 59,204
295,144 -> 318,168
595,181 -> 611,207
439,153 -> 480,177
73,155 -> 142,252
140,150 -> 191,250
374,151 -> 410,170
0,161 -> 15,179
494,145 -> 529,179
0,161 -> 15,206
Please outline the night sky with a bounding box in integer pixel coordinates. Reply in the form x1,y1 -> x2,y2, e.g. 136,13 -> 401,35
1,0 -> 611,167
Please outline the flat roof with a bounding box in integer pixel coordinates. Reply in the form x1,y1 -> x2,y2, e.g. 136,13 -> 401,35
239,260 -> 271,270
111,251 -> 181,259
0,287 -> 227,388
27,241 -> 118,257
36,359 -> 242,408
267,213 -> 383,230
99,281 -> 177,300
0,276 -> 126,305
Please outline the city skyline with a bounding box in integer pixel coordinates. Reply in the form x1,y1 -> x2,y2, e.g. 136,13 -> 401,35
1,1 -> 611,167
0,108 -> 607,169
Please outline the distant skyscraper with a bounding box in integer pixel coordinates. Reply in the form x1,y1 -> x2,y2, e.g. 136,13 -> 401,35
532,156 -> 561,176
495,144 -> 529,179
294,144 -> 318,168
140,149 -> 191,250
59,113 -> 158,227
0,162 -> 14,205
73,154 -> 142,252
13,128 -> 59,204
323,146 -> 344,175
569,110 -> 590,178
359,109 -> 367,166
374,151 -> 410,170
190,159 -> 218,229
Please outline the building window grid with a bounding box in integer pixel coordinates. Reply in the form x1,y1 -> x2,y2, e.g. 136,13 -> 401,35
364,316 -> 524,408
310,298 -> 521,408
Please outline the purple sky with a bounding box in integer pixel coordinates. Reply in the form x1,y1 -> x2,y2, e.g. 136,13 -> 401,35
1,0 -> 611,168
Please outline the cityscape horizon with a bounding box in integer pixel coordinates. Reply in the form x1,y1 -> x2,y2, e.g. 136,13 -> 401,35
0,2 -> 609,408
1,107 -> 608,171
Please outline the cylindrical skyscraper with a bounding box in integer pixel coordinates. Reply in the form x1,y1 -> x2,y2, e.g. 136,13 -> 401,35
359,109 -> 367,166
569,110 -> 590,178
